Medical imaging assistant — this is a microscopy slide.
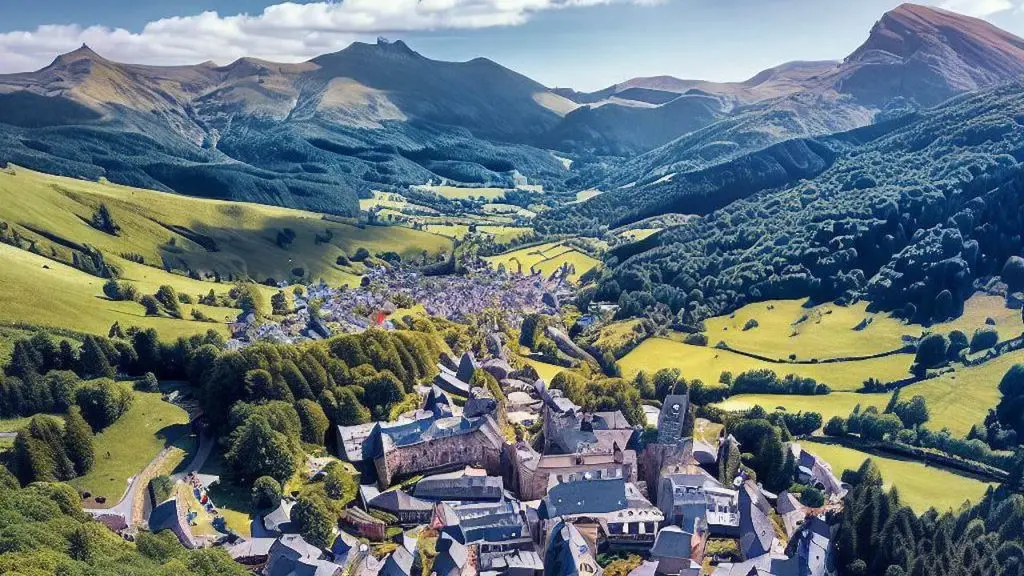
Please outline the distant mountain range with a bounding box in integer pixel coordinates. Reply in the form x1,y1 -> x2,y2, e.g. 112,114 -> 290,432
1,3 -> 1023,217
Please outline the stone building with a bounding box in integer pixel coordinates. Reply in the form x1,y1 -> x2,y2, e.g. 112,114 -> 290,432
506,441 -> 638,502
336,405 -> 504,488
538,477 -> 664,552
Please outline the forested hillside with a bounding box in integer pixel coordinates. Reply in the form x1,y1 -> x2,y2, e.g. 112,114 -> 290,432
596,84 -> 1024,325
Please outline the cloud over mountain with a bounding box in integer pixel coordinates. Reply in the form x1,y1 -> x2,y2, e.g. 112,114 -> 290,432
0,0 -> 660,73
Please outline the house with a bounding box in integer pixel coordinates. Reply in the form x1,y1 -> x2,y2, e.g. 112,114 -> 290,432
414,468 -> 505,503
228,537 -> 277,565
792,445 -> 846,499
341,508 -> 387,541
739,481 -> 776,560
776,491 -> 808,538
432,499 -> 537,550
478,548 -> 544,576
261,500 -> 297,536
544,521 -> 603,576
263,534 -> 342,576
360,486 -> 434,526
507,441 -> 637,501
432,533 -> 476,576
380,543 -> 415,576
539,477 -> 664,551
657,473 -> 739,537
649,526 -> 703,576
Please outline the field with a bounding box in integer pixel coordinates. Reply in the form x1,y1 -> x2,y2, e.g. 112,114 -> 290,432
525,358 -> 568,383
0,413 -> 64,433
413,184 -> 508,201
0,167 -> 452,288
617,228 -> 661,242
485,242 -> 600,282
70,385 -> 194,506
619,338 -> 914,392
481,203 -> 537,218
359,191 -> 439,214
575,189 -> 602,203
895,347 -> 1024,436
423,223 -> 533,243
592,319 -> 649,358
802,441 -> 994,513
715,392 -> 887,424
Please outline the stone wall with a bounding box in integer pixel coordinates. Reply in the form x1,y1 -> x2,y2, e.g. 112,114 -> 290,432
375,428 -> 503,488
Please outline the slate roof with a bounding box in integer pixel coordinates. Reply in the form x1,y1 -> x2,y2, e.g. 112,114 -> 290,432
148,498 -> 181,533
739,482 -> 775,560
263,500 -> 296,534
456,352 -> 479,383
414,470 -> 504,502
651,526 -> 693,560
435,371 -> 471,398
540,477 -> 629,519
227,537 -> 276,560
366,488 -> 434,514
545,521 -> 603,576
432,533 -> 471,576
380,544 -> 415,576
656,395 -> 690,444
264,534 -> 342,576
479,549 -> 544,573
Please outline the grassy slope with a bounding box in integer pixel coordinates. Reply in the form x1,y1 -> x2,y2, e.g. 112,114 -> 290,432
619,337 -> 913,392
0,243 -> 235,339
704,299 -> 914,361
0,167 -> 452,287
803,441 -> 994,513
70,385 -> 193,505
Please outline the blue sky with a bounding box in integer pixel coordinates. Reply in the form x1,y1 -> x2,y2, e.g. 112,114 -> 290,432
1,0 -> 1023,90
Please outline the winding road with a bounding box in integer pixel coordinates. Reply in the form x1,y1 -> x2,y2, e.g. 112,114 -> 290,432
83,428 -> 215,528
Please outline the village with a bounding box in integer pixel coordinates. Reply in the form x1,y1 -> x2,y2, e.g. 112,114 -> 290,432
131,319 -> 843,576
226,259 -> 576,349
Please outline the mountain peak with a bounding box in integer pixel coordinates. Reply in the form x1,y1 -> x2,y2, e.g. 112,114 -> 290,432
50,44 -> 105,67
849,2 -> 1024,63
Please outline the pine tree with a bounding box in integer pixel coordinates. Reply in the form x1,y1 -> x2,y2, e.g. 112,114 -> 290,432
295,399 -> 329,445
78,336 -> 115,379
333,387 -> 371,426
63,406 -> 95,475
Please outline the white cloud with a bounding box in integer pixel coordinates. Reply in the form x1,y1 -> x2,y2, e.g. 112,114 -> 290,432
0,0 -> 659,72
939,0 -> 1017,17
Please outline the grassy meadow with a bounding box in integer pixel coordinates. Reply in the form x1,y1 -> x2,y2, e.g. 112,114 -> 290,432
703,299 -> 914,361
802,441 -> 994,513
617,228 -> 661,242
71,385 -> 194,506
715,393 -> 888,425
619,337 -> 914,392
0,243 -> 235,339
485,241 -> 600,282
0,166 -> 451,287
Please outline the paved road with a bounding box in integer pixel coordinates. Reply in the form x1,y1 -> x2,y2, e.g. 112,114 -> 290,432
83,428 -> 215,527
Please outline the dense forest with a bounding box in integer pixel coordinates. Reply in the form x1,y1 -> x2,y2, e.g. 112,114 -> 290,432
836,458 -> 1024,576
580,85 -> 1024,324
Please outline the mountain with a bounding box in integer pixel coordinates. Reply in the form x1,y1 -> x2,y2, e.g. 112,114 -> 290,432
541,3 -> 1024,231
833,3 -> 1024,107
0,39 -> 578,215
